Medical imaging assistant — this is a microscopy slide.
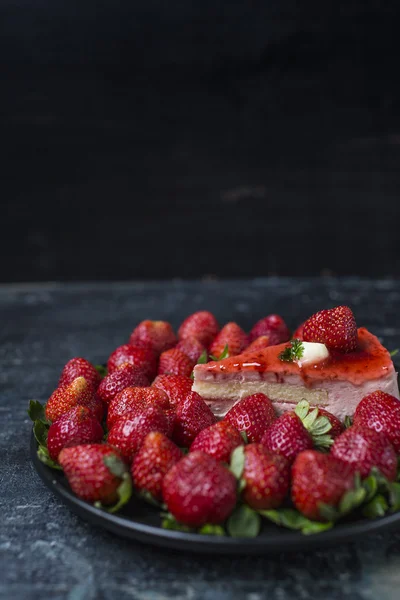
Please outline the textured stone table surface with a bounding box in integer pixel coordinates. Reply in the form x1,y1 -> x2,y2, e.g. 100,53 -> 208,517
2,278 -> 400,600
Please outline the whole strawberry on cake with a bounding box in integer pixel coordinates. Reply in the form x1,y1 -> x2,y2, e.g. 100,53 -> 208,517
192,306 -> 399,421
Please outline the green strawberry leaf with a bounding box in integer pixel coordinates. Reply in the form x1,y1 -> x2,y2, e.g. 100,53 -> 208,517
362,494 -> 389,518
318,503 -> 340,522
161,513 -> 194,532
238,478 -> 247,493
302,407 -> 319,430
209,345 -> 230,362
103,454 -> 128,479
259,508 -> 333,535
240,431 -> 248,444
198,524 -> 226,536
33,420 -> 49,448
390,349 -> 399,358
343,415 -> 352,429
362,474 -> 379,502
227,504 -> 261,538
28,400 -> 48,423
294,400 -> 310,421
312,434 -> 334,451
338,487 -> 367,515
95,473 -> 133,514
37,445 -> 62,470
95,364 -> 108,378
388,482 -> 400,511
137,489 -> 163,508
229,446 -> 245,479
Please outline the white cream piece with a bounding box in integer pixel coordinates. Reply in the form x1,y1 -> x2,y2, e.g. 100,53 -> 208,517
296,341 -> 329,367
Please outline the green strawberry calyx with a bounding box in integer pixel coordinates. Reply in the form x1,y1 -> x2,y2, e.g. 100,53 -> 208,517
294,400 -> 333,450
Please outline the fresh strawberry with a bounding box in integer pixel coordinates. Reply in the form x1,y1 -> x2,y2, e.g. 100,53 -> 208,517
97,364 -> 149,405
260,412 -> 313,463
107,387 -> 169,429
353,391 -> 400,453
164,408 -> 177,438
249,314 -> 290,345
190,421 -> 243,463
59,443 -> 131,507
47,406 -> 104,461
173,391 -> 217,447
209,322 -> 248,358
108,405 -> 170,462
245,335 -> 271,352
313,407 -> 344,439
302,305 -> 358,353
132,432 -> 183,502
331,426 -> 397,481
224,393 -> 276,443
45,377 -> 104,423
107,344 -> 157,380
162,451 -> 237,526
151,374 -> 193,407
291,450 -> 355,521
58,357 -> 101,390
178,311 -> 219,348
176,337 -> 206,363
292,322 -> 305,340
158,348 -> 195,378
241,444 -> 290,510
129,320 -> 177,355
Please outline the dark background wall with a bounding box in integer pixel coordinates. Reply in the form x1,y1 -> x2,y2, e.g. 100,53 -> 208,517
1,1 -> 399,282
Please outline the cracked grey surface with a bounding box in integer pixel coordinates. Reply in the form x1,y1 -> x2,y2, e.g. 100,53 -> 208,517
1,278 -> 400,600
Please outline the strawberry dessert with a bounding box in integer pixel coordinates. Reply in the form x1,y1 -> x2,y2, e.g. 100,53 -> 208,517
192,306 -> 399,420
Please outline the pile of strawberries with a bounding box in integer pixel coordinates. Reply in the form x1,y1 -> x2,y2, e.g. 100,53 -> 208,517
29,309 -> 400,537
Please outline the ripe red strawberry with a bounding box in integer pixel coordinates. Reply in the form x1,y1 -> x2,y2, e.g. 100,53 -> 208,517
312,407 -> 344,439
107,344 -> 157,380
353,391 -> 400,453
162,451 -> 237,526
97,364 -> 149,405
173,391 -> 217,447
158,348 -> 195,378
241,444 -> 290,510
176,337 -> 206,363
331,426 -> 397,481
291,450 -> 355,521
45,377 -> 104,423
190,421 -> 243,463
58,357 -> 101,390
132,432 -> 183,502
260,412 -> 313,463
108,405 -> 170,462
107,387 -> 169,429
178,311 -> 219,348
224,393 -> 276,443
59,443 -> 131,506
164,408 -> 177,438
245,335 -> 271,352
151,374 -> 193,407
47,406 -> 104,461
209,322 -> 248,358
249,314 -> 290,345
302,305 -> 358,353
129,320 -> 177,355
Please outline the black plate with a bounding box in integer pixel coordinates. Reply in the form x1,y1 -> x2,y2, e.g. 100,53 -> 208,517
31,432 -> 400,554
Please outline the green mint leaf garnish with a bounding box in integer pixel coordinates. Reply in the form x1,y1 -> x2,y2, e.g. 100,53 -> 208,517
196,350 -> 209,365
279,339 -> 304,363
227,505 -> 261,538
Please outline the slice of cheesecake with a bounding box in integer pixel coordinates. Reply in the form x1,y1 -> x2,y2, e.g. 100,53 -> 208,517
192,328 -> 399,421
